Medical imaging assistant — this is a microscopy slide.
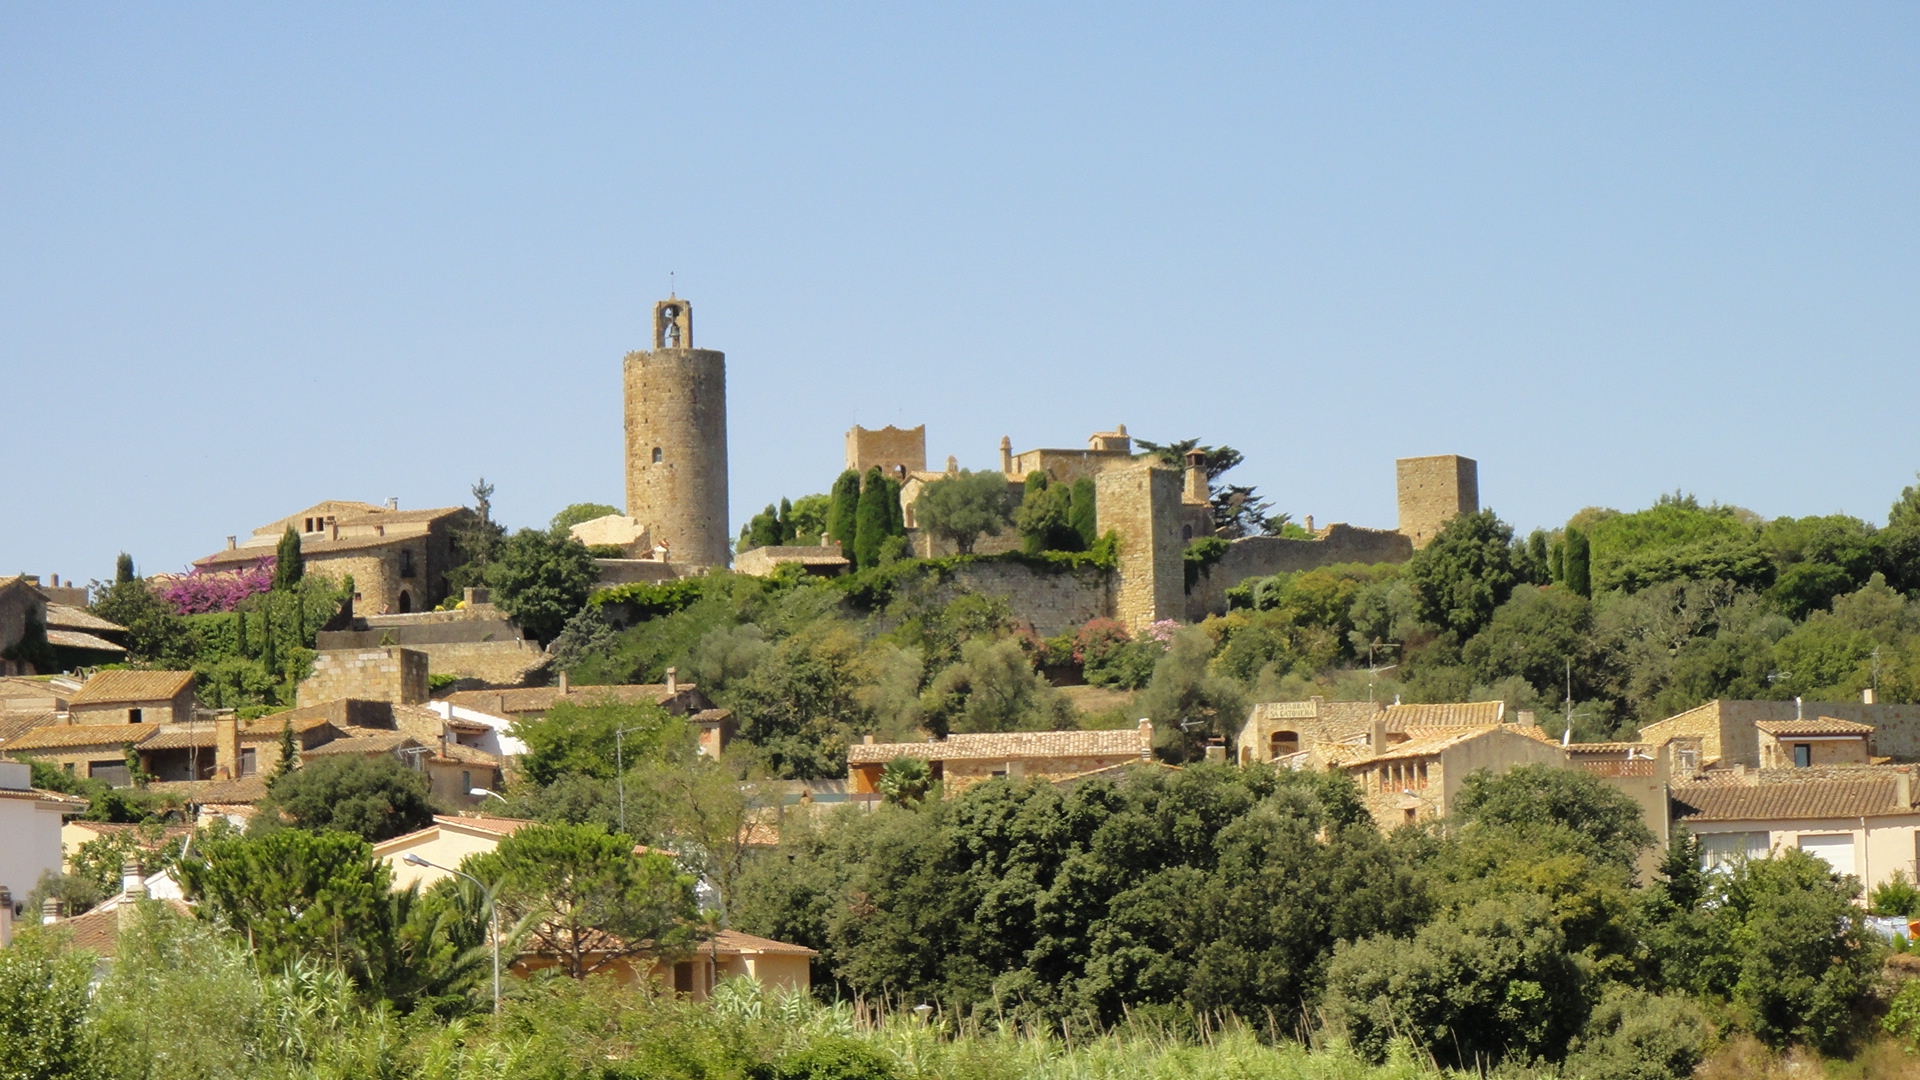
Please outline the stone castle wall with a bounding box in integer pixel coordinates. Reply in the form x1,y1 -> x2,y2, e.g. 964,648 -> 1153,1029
624,347 -> 730,568
1396,455 -> 1478,549
1183,524 -> 1414,621
846,425 -> 926,477
936,562 -> 1114,637
298,647 -> 429,707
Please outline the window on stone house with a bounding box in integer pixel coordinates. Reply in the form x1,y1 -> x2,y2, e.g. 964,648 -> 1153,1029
240,748 -> 256,777
1270,731 -> 1299,758
400,549 -> 416,578
1794,744 -> 1812,768
1417,761 -> 1428,787
129,707 -> 143,724
653,447 -> 663,464
462,770 -> 472,793
398,591 -> 412,613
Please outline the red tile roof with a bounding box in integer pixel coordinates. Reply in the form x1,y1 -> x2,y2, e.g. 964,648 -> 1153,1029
1673,775 -> 1914,821
69,670 -> 194,705
1756,717 -> 1875,737
847,727 -> 1148,765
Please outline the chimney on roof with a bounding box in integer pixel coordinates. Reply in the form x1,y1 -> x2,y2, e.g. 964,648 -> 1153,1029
1370,719 -> 1388,754
226,536 -> 237,551
1203,742 -> 1226,765
558,670 -> 570,695
49,574 -> 58,587
121,856 -> 144,898
1796,696 -> 1804,721
1899,768 -> 1912,809
665,667 -> 678,695
1865,688 -> 1878,705
1137,717 -> 1153,759
1000,436 -> 1013,474
1184,450 -> 1208,503
42,897 -> 60,926
863,734 -> 874,744
215,715 -> 239,780
387,497 -> 399,511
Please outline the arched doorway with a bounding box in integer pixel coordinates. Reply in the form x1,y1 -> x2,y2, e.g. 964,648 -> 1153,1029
397,591 -> 412,613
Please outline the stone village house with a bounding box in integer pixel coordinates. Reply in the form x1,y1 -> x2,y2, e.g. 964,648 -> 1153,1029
193,500 -> 474,616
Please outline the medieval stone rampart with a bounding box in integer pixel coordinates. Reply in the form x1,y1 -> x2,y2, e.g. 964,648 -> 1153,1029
1396,455 -> 1478,549
1184,524 -> 1414,621
934,562 -> 1114,638
846,425 -> 926,477
298,647 -> 428,707
1096,464 -> 1185,630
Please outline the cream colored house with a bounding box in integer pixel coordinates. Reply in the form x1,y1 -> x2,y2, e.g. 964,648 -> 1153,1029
1333,724 -> 1569,830
374,815 -> 534,890
1672,766 -> 1920,893
0,761 -> 88,941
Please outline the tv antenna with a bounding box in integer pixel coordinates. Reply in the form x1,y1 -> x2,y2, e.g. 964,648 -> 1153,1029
1366,642 -> 1399,703
1561,659 -> 1592,746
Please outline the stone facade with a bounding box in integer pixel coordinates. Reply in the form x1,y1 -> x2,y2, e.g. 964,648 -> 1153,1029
1396,455 -> 1479,549
1096,464 -> 1185,630
939,562 -> 1114,637
623,297 -> 730,569
1639,699 -> 1920,768
316,600 -> 547,688
845,425 -> 926,477
195,503 -> 471,616
1342,726 -> 1568,830
297,647 -> 429,708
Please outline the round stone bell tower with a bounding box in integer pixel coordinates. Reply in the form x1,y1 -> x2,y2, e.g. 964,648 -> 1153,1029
623,296 -> 730,567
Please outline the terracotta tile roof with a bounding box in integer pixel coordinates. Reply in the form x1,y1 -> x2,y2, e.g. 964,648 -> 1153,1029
69,670 -> 194,705
1568,742 -> 1652,754
196,532 -> 420,566
55,899 -> 193,958
136,728 -> 219,750
46,630 -> 127,653
239,715 -> 338,737
302,732 -> 419,756
1672,776 -> 1914,821
1756,717 -> 1875,737
144,775 -> 270,803
443,684 -> 693,716
1381,701 -> 1506,730
4,724 -> 154,750
0,710 -> 58,744
66,820 -> 193,844
1342,728 -> 1487,768
44,605 -> 125,634
848,727 -> 1148,765
708,929 -> 818,957
432,741 -> 501,766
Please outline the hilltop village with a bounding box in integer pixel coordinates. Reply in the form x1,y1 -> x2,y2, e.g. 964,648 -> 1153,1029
9,296 -> 1920,1071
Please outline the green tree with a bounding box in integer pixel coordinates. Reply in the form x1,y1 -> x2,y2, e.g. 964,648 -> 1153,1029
487,528 -> 598,641
777,497 -> 794,543
826,470 -> 862,549
1460,586 -> 1594,700
272,525 -> 305,591
920,637 -> 1072,736
1891,471 -> 1920,530
727,628 -> 875,778
853,467 -> 892,570
461,822 -> 702,980
0,929 -> 100,1080
1069,477 -> 1098,548
787,492 -> 832,542
883,478 -> 906,536
273,717 -> 298,778
114,551 -> 135,585
912,470 -> 1012,556
1453,764 -> 1654,870
745,504 -> 783,550
449,477 -> 507,592
178,829 -> 395,980
1013,472 -> 1080,554
1326,895 -> 1587,1068
1563,524 -> 1592,597
250,754 -> 435,842
511,698 -> 691,787
1408,509 -> 1518,638
88,578 -> 192,667
1136,626 -> 1248,760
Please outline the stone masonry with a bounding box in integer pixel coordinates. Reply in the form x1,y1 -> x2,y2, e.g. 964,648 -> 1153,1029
1096,464 -> 1185,631
1396,455 -> 1479,549
297,647 -> 429,708
845,425 -> 926,477
624,297 -> 731,568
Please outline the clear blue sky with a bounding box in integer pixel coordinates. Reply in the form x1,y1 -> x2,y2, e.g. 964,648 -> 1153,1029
3,4 -> 1915,582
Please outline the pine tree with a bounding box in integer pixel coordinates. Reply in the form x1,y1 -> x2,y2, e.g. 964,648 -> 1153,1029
273,526 -> 304,590
1069,477 -> 1098,548
854,467 -> 891,570
827,470 -> 862,549
1564,526 -> 1592,598
114,552 -> 135,585
777,498 -> 794,545
273,717 -> 299,778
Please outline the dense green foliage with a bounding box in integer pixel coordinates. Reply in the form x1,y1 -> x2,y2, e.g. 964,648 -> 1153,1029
250,754 -> 437,841
487,527 -> 599,641
273,525 -> 305,590
911,470 -> 1011,555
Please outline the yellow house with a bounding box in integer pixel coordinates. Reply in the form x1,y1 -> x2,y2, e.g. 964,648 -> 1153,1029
374,815 -> 535,890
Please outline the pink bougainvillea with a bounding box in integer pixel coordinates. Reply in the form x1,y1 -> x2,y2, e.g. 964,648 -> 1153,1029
1071,618 -> 1132,664
153,558 -> 276,614
1141,619 -> 1181,648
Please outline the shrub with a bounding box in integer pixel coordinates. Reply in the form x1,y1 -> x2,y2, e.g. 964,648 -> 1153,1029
749,1037 -> 896,1080
1562,988 -> 1711,1080
1870,870 -> 1920,917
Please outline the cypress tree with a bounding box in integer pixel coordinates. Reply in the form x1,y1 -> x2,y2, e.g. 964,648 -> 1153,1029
236,609 -> 249,659
1564,526 -> 1592,598
777,498 -> 794,545
260,595 -> 277,673
114,552 -> 135,585
1018,472 -> 1052,555
274,717 -> 298,778
747,505 -> 781,549
883,480 -> 906,537
827,470 -> 862,549
1069,477 -> 1098,548
1549,539 -> 1565,584
854,467 -> 891,570
273,526 -> 304,590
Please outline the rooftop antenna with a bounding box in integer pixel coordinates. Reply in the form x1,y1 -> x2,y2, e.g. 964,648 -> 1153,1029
669,270 -> 675,298
1366,642 -> 1399,703
1561,659 -> 1592,746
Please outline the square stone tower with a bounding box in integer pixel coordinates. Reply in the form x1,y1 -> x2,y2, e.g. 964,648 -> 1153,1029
845,425 -> 926,477
1396,455 -> 1479,549
1096,464 -> 1187,630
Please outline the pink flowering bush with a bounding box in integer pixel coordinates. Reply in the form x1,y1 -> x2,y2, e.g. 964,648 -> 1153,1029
154,558 -> 276,614
1141,620 -> 1182,648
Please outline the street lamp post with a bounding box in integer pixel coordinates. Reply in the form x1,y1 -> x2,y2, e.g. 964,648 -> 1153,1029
403,853 -> 500,1014
469,787 -> 508,804
614,725 -> 649,835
